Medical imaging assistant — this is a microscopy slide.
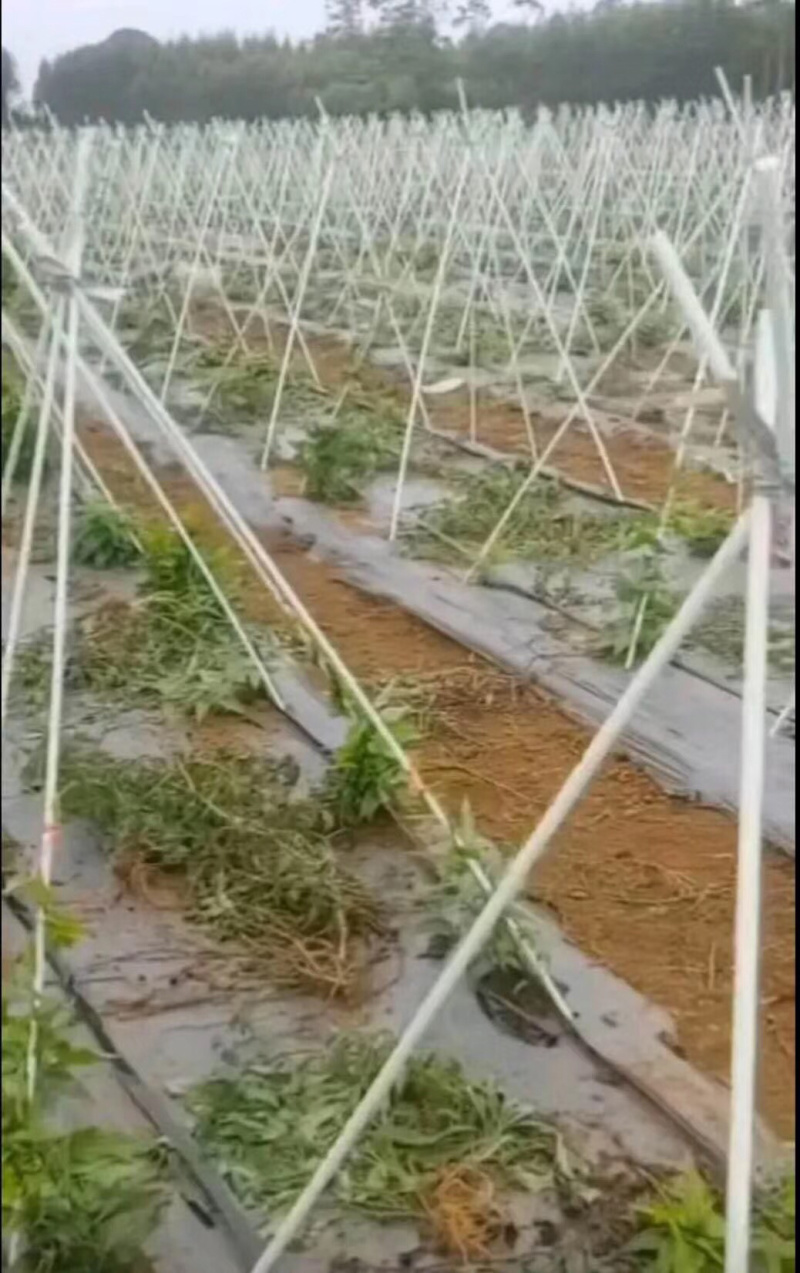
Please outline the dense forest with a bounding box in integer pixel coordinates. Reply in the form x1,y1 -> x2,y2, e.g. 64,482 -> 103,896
2,0 -> 796,128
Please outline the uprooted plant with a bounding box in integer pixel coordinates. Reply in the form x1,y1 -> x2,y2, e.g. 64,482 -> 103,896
54,748 -> 382,997
187,1030 -> 559,1258
2,891 -> 168,1273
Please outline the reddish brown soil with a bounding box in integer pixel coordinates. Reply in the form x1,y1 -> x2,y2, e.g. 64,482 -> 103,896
79,418 -> 795,1139
190,302 -> 737,512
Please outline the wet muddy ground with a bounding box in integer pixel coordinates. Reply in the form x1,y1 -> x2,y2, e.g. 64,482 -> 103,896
68,411 -> 796,1141
4,551 -> 714,1273
2,305 -> 795,1271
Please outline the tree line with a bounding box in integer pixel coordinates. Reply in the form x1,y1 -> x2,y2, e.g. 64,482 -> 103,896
2,0 -> 796,130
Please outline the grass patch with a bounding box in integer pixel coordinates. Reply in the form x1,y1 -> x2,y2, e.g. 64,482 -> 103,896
56,748 -> 381,996
301,404 -> 402,505
188,1031 -> 557,1255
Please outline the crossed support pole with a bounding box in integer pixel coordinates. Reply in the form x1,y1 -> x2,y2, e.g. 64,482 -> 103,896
2,137 -> 793,1273
246,172 -> 794,1273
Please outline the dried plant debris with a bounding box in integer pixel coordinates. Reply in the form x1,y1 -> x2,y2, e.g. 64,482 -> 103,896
187,1032 -> 558,1257
55,748 -> 382,996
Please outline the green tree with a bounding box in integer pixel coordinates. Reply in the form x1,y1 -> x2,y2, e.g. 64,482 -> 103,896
32,0 -> 796,126
454,0 -> 492,31
326,0 -> 365,37
2,47 -> 20,127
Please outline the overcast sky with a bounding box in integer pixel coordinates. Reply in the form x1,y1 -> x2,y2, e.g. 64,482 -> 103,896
3,0 -> 531,96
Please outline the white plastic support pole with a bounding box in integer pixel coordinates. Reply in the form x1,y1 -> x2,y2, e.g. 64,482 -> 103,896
723,173 -> 783,1273
259,158 -> 335,471
2,194 -> 568,1021
28,128 -> 93,1100
0,302 -> 65,728
389,152 -> 470,541
755,157 -> 795,549
1,314 -> 53,517
248,510 -> 751,1273
723,434 -> 771,1273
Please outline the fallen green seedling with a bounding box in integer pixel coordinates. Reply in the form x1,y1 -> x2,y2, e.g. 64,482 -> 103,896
75,523 -> 276,722
193,344 -> 323,431
2,351 -> 40,485
301,407 -> 402,505
56,747 -> 381,996
667,500 -> 734,559
407,466 -> 735,570
426,803 -> 536,976
326,699 -> 417,826
72,499 -> 142,570
194,347 -> 280,422
10,639 -> 55,714
3,933 -> 168,1272
629,1168 -> 795,1272
188,1031 -> 557,1253
600,550 -> 679,666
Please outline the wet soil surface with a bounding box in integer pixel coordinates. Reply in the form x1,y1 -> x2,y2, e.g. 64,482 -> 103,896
3,556 -> 701,1273
76,422 -> 796,1140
